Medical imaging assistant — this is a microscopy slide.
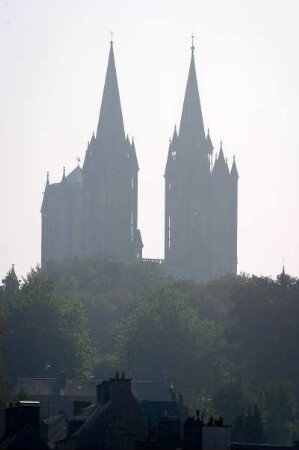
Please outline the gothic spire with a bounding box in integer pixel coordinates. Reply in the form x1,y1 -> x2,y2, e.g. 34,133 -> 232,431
206,129 -> 214,155
213,141 -> 229,176
96,41 -> 125,143
172,124 -> 178,141
277,261 -> 288,286
230,155 -> 239,179
2,264 -> 19,294
178,42 -> 206,152
218,140 -> 225,161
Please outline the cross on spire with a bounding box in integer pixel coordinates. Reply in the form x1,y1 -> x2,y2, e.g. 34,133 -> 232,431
110,31 -> 114,45
77,157 -> 81,166
191,34 -> 195,52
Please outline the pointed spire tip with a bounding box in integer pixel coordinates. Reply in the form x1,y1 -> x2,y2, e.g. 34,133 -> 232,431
191,33 -> 195,53
96,32 -> 125,140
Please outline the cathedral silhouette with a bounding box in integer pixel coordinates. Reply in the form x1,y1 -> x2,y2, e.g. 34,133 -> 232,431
41,40 -> 238,282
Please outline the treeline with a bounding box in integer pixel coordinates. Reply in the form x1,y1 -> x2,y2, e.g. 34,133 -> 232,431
0,257 -> 299,444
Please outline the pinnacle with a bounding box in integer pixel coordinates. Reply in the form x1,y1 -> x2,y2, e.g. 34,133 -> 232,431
231,156 -> 239,179
178,44 -> 206,154
96,42 -> 125,142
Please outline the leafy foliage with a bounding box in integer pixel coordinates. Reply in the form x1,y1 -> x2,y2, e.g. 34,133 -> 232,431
232,404 -> 265,443
114,287 -> 224,395
1,268 -> 94,378
0,257 -> 298,444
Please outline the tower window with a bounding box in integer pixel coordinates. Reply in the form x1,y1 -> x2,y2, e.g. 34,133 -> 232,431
168,216 -> 171,250
168,182 -> 172,191
132,177 -> 134,190
131,213 -> 134,242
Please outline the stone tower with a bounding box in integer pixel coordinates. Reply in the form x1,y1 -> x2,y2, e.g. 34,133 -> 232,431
164,43 -> 238,281
81,41 -> 142,263
41,41 -> 142,266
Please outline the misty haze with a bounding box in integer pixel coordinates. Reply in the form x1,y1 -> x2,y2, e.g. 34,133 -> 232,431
0,1 -> 299,450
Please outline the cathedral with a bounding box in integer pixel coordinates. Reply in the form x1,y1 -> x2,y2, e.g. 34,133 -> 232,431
41,40 -> 238,282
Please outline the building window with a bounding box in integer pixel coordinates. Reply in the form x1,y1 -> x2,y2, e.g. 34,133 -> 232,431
131,177 -> 134,190
168,182 -> 171,191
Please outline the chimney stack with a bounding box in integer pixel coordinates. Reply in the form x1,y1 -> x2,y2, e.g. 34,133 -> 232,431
4,402 -> 40,438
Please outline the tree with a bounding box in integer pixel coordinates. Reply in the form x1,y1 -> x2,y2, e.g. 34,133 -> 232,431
232,404 -> 265,444
245,404 -> 265,443
261,380 -> 295,444
42,257 -> 167,357
213,379 -> 253,425
2,268 -> 95,378
113,287 -> 224,401
0,300 -> 9,406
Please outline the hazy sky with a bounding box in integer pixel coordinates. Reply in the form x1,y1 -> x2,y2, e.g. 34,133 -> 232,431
1,0 -> 298,279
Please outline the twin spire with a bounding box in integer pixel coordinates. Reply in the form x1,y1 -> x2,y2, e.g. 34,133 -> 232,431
179,38 -> 206,151
178,39 -> 238,176
96,41 -> 125,143
45,38 -> 237,183
97,35 -> 207,153
96,37 -> 238,176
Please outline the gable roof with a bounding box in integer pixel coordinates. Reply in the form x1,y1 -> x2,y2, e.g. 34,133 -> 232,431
0,425 -> 50,450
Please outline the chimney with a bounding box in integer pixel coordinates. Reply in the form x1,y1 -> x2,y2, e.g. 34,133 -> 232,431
58,371 -> 67,395
109,373 -> 132,402
4,402 -> 40,437
97,380 -> 110,404
158,416 -> 181,447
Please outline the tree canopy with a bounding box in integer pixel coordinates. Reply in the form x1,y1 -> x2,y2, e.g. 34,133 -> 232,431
0,257 -> 298,444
